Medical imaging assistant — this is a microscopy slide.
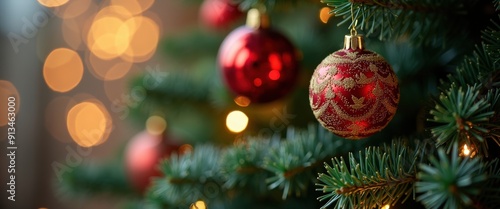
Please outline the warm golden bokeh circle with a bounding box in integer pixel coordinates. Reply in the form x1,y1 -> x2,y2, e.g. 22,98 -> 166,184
319,7 -> 333,24
121,16 -> 160,63
37,0 -> 69,8
53,0 -> 93,19
43,48 -> 84,93
111,0 -> 155,16
87,52 -> 132,80
87,16 -> 131,60
226,110 -> 249,133
66,100 -> 113,147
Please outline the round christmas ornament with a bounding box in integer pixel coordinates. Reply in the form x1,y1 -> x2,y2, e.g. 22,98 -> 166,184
217,8 -> 299,103
309,31 -> 400,139
200,0 -> 242,29
125,130 -> 181,193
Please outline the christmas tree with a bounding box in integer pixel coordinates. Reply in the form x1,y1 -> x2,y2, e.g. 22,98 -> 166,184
58,0 -> 500,208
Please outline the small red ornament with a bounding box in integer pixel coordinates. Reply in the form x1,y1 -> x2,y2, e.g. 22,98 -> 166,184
309,33 -> 400,139
200,0 -> 242,29
218,9 -> 299,103
125,131 -> 180,193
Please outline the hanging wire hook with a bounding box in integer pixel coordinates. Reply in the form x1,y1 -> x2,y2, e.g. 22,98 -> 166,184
350,3 -> 358,36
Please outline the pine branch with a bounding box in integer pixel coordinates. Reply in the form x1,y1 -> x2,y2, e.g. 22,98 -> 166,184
429,84 -> 496,157
263,126 -> 341,199
223,126 -> 356,199
416,145 -> 488,209
322,0 -> 470,46
221,138 -> 271,193
150,146 -> 224,207
427,14 -> 500,157
58,160 -> 134,197
316,140 -> 423,209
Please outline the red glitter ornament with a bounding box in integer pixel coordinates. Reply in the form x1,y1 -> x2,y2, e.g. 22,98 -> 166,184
200,0 -> 242,29
309,34 -> 400,139
125,131 -> 180,193
218,9 -> 299,103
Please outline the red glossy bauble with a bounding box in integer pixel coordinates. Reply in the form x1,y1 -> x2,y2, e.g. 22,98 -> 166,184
125,131 -> 180,193
218,26 -> 299,103
200,0 -> 242,29
309,35 -> 400,139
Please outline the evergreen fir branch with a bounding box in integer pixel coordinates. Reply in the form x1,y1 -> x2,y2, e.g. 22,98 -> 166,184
416,145 -> 487,209
58,160 -> 134,196
429,85 -> 495,156
482,19 -> 500,59
316,140 -> 422,209
263,126 -> 340,199
322,0 -> 469,46
221,138 -> 272,193
151,146 -> 224,207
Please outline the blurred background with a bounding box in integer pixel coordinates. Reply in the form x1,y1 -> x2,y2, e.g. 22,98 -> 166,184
1,0 -> 497,209
0,1 -> 200,208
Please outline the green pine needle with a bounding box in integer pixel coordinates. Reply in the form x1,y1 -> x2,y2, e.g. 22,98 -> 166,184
316,140 -> 422,209
263,126 -> 337,199
322,0 -> 469,46
429,84 -> 495,156
151,146 -> 223,206
416,145 -> 487,209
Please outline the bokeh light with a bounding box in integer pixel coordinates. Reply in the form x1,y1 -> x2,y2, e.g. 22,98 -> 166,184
87,16 -> 131,60
0,80 -> 20,127
381,204 -> 390,209
111,0 -> 155,16
226,110 -> 249,133
87,52 -> 132,80
319,7 -> 333,24
121,16 -> 160,63
463,144 -> 470,156
190,200 -> 207,209
67,100 -> 112,147
43,48 -> 84,92
146,115 -> 167,135
179,144 -> 193,154
234,96 -> 251,107
53,0 -> 93,19
37,0 -> 69,8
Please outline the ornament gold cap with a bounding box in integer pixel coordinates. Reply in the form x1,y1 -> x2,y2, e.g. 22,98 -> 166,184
246,8 -> 270,29
344,34 -> 364,50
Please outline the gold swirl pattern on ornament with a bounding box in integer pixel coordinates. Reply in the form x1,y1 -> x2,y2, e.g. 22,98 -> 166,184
330,94 -> 380,121
327,51 -> 387,64
332,125 -> 383,139
311,51 -> 399,127
310,67 -> 336,94
382,97 -> 398,114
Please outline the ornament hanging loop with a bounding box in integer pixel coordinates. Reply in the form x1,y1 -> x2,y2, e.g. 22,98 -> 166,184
344,3 -> 364,50
350,3 -> 358,36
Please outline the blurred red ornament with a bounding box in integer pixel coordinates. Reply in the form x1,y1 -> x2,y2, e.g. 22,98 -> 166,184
309,34 -> 400,139
125,131 -> 180,193
200,0 -> 242,28
218,9 -> 299,103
